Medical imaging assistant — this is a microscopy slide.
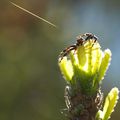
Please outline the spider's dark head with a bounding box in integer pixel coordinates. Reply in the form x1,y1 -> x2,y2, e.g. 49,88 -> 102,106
76,36 -> 84,46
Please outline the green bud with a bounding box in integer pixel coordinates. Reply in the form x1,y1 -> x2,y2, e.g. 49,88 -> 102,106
58,34 -> 112,94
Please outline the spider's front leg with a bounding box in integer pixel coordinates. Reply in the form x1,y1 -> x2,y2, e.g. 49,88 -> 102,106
83,33 -> 98,48
84,33 -> 98,41
59,45 -> 77,62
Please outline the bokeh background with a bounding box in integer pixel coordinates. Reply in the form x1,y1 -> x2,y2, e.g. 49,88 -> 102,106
0,0 -> 120,120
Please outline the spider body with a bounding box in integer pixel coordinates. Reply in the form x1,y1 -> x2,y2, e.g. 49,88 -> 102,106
59,33 -> 98,62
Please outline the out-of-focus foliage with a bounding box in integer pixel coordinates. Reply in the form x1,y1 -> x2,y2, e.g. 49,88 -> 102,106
0,0 -> 120,120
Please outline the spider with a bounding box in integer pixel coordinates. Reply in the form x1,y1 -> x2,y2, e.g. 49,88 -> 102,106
59,33 -> 98,62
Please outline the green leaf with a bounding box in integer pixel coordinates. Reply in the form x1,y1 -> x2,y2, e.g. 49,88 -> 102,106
58,57 -> 74,82
102,87 -> 119,120
98,49 -> 111,82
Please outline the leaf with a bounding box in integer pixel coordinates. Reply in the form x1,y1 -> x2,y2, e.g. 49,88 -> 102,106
98,49 -> 111,82
102,87 -> 119,120
58,57 -> 74,82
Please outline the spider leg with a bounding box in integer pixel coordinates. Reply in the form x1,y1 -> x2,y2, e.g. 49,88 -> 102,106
84,33 -> 98,41
83,33 -> 98,48
59,45 -> 76,62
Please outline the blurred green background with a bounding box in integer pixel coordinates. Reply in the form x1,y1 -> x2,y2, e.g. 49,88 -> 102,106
0,0 -> 120,120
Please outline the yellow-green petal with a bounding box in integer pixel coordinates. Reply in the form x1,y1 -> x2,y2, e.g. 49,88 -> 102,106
102,87 -> 119,120
58,57 -> 74,82
98,49 -> 112,82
